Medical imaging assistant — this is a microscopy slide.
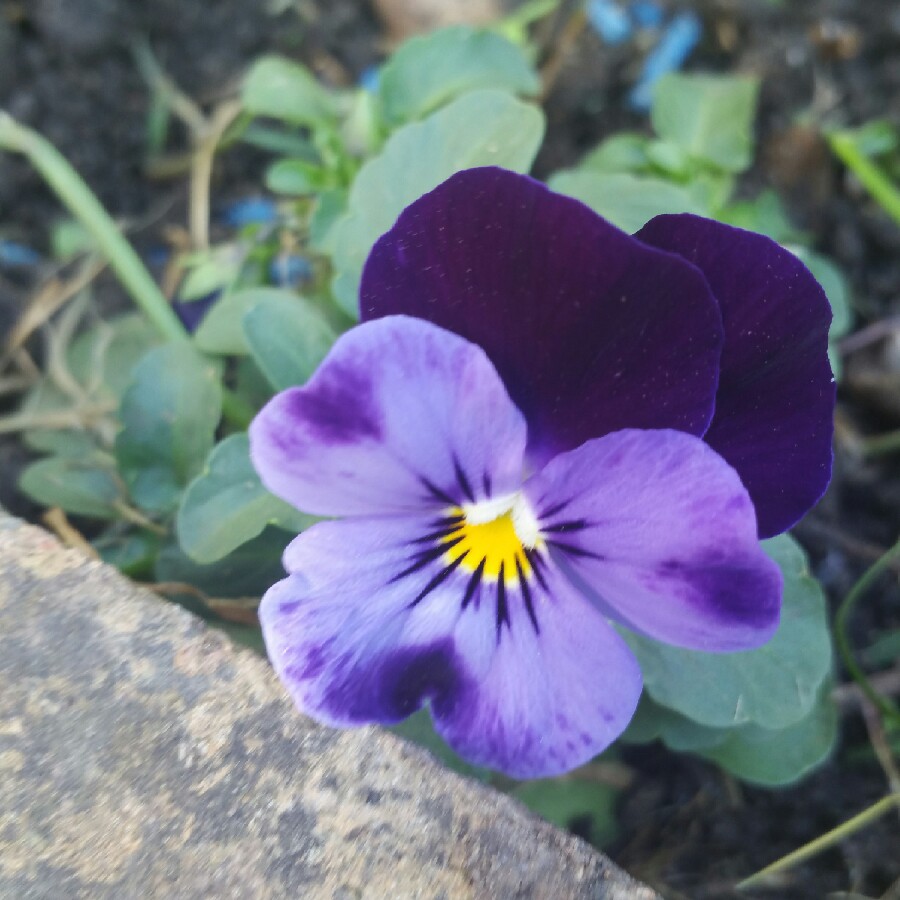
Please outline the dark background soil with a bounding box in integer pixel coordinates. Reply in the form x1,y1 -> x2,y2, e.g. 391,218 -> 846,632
1,0 -> 898,897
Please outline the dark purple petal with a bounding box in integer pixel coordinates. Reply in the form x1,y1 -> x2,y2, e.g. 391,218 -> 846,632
261,513 -> 642,778
361,167 -> 724,467
524,428 -> 783,651
249,316 -> 526,517
636,214 -> 835,537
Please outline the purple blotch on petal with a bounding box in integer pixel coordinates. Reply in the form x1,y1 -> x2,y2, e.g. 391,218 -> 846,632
317,641 -> 468,724
250,316 -> 527,518
654,555 -> 781,632
283,359 -> 381,446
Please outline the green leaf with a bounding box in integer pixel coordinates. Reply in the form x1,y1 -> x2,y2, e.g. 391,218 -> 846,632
242,293 -> 336,391
330,89 -> 545,316
115,342 -> 222,515
378,26 -> 539,125
155,527 -> 291,601
548,171 -> 706,233
513,778 -> 620,848
193,287 -> 294,355
265,158 -> 331,195
177,433 -> 313,564
651,73 -> 759,173
624,534 -> 833,730
22,429 -> 97,457
838,119 -> 898,158
699,683 -> 838,786
579,133 -> 651,174
19,313 -> 163,431
18,454 -> 121,519
50,219 -> 94,260
622,696 -> 730,752
94,529 -> 162,578
308,188 -> 348,254
718,190 -> 805,243
178,248 -> 240,301
233,356 -> 276,411
242,56 -> 337,126
72,314 -> 165,400
643,139 -> 692,178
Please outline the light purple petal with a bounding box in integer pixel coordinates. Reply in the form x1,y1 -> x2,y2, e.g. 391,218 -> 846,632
261,515 -> 642,778
260,517 -> 470,727
360,167 -> 724,467
524,429 -> 783,652
438,560 -> 642,779
249,315 -> 526,517
636,214 -> 835,538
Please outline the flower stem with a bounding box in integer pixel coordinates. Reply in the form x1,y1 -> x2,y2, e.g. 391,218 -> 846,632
827,129 -> 900,226
862,427 -> 900,458
834,536 -> 900,725
736,793 -> 900,890
0,111 -> 187,343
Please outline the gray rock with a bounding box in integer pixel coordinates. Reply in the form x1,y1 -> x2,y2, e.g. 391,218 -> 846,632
0,516 -> 657,899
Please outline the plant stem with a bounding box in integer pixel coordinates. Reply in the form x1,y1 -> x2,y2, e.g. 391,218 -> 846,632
828,130 -> 900,226
0,111 -> 187,343
862,427 -> 900,458
835,537 -> 900,724
736,794 -> 900,890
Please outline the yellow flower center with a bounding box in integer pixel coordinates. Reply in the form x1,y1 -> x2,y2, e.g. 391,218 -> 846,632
442,494 -> 542,583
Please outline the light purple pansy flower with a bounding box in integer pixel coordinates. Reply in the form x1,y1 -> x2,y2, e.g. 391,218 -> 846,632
250,168 -> 834,778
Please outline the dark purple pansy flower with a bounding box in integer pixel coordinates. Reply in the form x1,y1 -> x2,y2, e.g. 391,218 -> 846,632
361,167 -> 835,539
249,168 -> 833,778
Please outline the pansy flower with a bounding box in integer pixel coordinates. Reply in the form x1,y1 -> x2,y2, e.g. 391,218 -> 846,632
250,168 -> 834,778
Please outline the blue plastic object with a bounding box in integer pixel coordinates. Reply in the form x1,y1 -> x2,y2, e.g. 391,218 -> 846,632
630,0 -> 665,29
358,66 -> 381,94
269,254 -> 313,288
586,0 -> 633,44
628,11 -> 702,111
0,239 -> 41,268
221,197 -> 279,228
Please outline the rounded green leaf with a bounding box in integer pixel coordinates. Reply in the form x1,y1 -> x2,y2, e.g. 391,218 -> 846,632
265,159 -> 331,195
242,56 -> 336,126
330,89 -> 545,316
19,313 -> 162,427
378,26 -> 539,125
177,433 -> 313,564
242,294 -> 336,391
115,342 -> 222,515
18,454 -> 120,519
624,534 -> 833,729
548,171 -> 706,233
155,527 -> 291,601
193,287 -> 293,356
699,684 -> 838,786
622,697 -> 730,753
579,133 -> 651,174
651,73 -> 759,173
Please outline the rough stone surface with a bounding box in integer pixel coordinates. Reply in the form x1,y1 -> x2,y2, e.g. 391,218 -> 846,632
0,516 -> 657,900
